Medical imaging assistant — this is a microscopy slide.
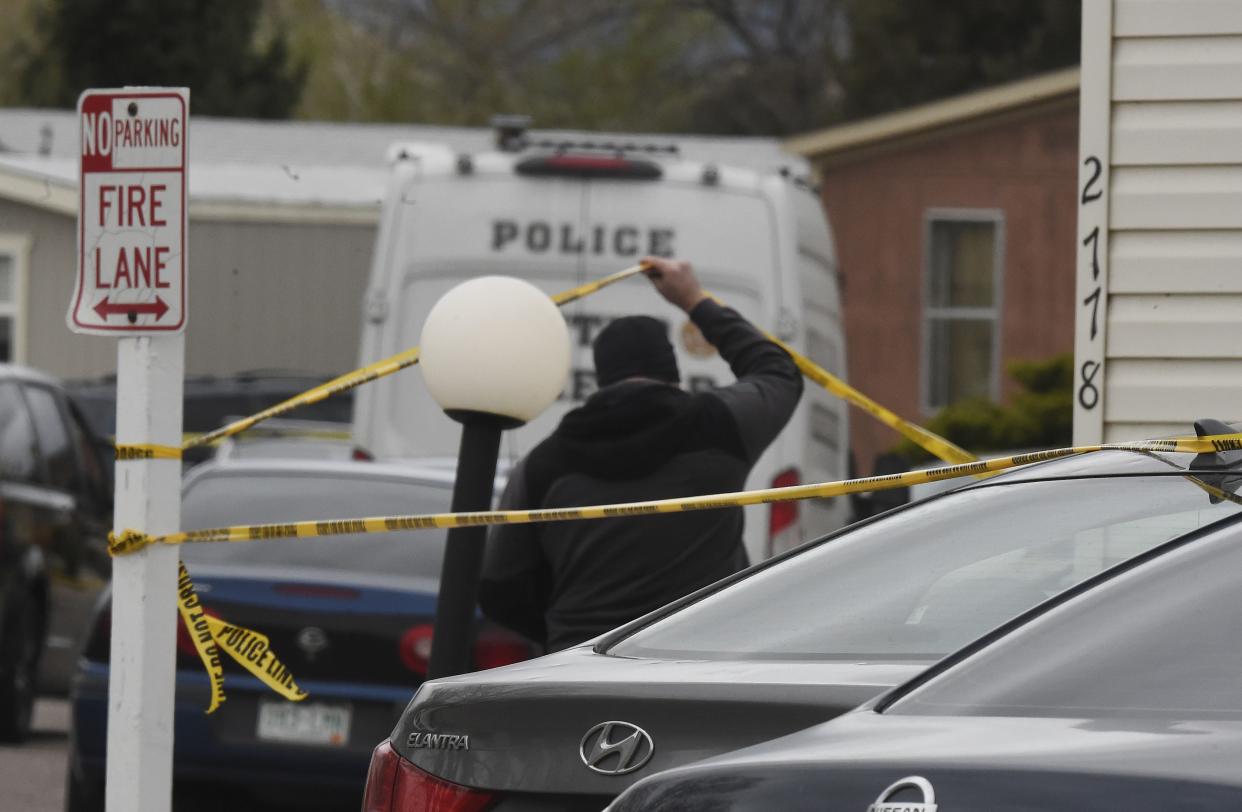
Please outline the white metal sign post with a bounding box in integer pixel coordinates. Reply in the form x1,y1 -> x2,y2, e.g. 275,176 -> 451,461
69,87 -> 189,812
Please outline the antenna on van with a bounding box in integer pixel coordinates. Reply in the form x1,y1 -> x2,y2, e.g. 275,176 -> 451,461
491,114 -> 532,153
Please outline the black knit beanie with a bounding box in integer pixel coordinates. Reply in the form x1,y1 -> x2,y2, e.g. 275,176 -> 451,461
593,316 -> 681,387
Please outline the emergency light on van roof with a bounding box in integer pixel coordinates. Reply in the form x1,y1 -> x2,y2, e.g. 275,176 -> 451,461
515,154 -> 663,180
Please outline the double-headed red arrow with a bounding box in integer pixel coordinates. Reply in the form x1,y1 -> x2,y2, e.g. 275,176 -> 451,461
93,296 -> 169,321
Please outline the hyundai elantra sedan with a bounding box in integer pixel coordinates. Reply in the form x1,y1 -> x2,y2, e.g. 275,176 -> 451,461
610,449 -> 1242,811
363,429 -> 1242,811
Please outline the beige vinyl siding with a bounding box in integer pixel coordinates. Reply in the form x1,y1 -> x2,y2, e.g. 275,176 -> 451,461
1079,0 -> 1242,443
1,196 -> 376,380
182,220 -> 375,376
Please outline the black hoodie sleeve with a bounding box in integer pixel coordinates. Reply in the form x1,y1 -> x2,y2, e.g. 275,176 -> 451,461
689,298 -> 804,466
479,460 -> 549,645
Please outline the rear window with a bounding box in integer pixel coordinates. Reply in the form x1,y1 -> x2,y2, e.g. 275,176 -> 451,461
887,514 -> 1242,720
67,381 -> 354,435
608,472 -> 1242,662
180,470 -> 448,579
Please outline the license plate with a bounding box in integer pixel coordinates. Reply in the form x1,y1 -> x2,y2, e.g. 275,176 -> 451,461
256,701 -> 351,747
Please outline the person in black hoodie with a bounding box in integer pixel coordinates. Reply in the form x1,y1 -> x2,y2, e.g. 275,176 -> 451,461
478,256 -> 804,651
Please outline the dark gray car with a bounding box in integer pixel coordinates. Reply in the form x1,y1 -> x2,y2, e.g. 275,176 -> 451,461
610,477 -> 1242,811
0,364 -> 111,741
363,443 -> 1242,811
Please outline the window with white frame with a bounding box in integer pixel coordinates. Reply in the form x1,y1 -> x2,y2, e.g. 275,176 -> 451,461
0,235 -> 30,364
923,212 -> 1003,412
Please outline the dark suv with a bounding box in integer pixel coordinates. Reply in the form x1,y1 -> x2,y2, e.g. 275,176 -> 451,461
0,364 -> 111,741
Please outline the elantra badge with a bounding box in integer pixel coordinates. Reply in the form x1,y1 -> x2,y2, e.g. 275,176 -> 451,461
580,721 -> 654,775
867,776 -> 938,811
407,730 -> 470,751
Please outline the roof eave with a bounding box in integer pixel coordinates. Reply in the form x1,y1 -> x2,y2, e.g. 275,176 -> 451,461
785,67 -> 1081,166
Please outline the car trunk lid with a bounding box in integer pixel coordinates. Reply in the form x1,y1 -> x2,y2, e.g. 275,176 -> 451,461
392,646 -> 925,798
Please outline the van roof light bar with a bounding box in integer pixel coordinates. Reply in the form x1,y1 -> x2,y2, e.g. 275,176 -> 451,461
515,153 -> 663,180
526,138 -> 679,156
491,114 -> 532,152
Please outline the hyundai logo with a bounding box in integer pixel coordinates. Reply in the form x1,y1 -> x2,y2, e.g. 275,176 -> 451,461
295,626 -> 329,660
867,776 -> 938,812
580,721 -> 654,775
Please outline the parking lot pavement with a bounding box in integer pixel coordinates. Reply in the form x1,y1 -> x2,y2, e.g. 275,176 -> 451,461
0,698 -> 69,812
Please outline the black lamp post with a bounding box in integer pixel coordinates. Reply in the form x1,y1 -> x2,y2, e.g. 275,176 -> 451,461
419,277 -> 570,679
426,411 -> 512,679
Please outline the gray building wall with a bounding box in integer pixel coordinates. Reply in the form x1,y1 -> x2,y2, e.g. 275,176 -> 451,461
0,197 -> 375,380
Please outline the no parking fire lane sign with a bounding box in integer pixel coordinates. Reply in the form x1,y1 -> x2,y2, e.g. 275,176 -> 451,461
69,88 -> 188,334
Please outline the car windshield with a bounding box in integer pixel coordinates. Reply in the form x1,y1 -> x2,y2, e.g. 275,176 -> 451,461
608,469 -> 1242,661
886,513 -> 1242,720
180,469 -> 447,579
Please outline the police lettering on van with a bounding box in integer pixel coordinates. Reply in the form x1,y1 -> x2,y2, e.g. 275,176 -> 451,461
492,220 -> 675,258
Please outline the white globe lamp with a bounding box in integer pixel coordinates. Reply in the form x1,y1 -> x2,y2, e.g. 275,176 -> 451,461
421,275 -> 570,426
419,276 -> 569,679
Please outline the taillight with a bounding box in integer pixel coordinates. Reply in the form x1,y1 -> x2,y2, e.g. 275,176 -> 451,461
352,446 -> 374,461
473,627 -> 532,671
398,624 -> 436,676
399,624 -> 532,677
363,740 -> 498,812
767,467 -> 801,557
515,154 -> 662,179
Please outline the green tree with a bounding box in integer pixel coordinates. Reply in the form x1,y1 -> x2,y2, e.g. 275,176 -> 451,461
16,0 -> 306,118
839,0 -> 1081,120
896,353 -> 1074,464
279,0 -> 709,130
283,0 -> 1080,135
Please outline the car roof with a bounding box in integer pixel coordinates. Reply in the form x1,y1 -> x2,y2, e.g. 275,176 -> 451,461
182,457 -> 461,491
940,444 -> 1236,491
0,362 -> 64,388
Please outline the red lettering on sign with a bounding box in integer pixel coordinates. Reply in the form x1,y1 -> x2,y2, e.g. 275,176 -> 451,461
154,247 -> 170,288
94,247 -> 108,288
97,183 -> 166,227
150,185 -> 167,226
113,250 -> 132,288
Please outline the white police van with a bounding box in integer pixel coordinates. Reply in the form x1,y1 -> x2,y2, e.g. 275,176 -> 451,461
354,120 -> 849,561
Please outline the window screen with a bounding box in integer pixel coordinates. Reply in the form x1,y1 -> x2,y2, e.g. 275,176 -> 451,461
924,216 -> 1001,410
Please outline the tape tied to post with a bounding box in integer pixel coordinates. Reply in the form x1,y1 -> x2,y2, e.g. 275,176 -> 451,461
115,443 -> 182,461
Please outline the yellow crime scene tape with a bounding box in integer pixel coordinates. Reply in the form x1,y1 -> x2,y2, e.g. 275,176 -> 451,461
112,432 -> 1242,710
176,562 -> 305,713
112,433 -> 1242,553
181,263 -> 650,452
766,335 -> 975,464
109,262 -> 991,711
